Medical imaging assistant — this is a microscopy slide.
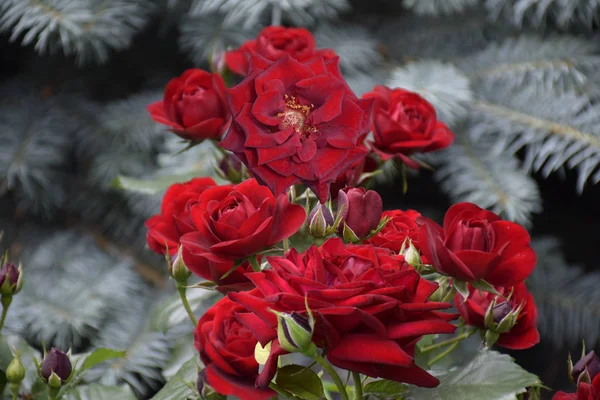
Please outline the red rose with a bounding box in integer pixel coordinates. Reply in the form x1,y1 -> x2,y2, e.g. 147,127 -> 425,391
363,85 -> 454,168
194,296 -> 285,400
366,209 -> 424,254
553,376 -> 600,400
418,202 -> 536,286
455,282 -> 539,350
225,26 -> 333,76
329,154 -> 378,198
337,187 -> 383,239
220,55 -> 373,203
145,177 -> 217,256
180,178 -> 305,284
148,69 -> 230,141
229,238 -> 457,388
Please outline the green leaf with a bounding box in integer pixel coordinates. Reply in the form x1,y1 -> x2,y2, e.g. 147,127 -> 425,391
62,384 -> 137,400
275,364 -> 324,400
454,280 -> 470,301
151,357 -> 198,400
80,348 -> 127,372
406,349 -> 541,400
471,280 -> 502,296
364,379 -> 408,399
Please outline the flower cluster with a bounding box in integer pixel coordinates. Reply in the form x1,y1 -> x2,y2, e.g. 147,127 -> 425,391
146,25 -> 541,400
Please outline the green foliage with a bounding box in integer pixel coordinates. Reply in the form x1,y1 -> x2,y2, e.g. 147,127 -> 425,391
62,384 -> 137,400
406,349 -> 541,400
150,357 -> 198,400
364,379 -> 408,399
79,349 -> 126,372
275,364 -> 324,400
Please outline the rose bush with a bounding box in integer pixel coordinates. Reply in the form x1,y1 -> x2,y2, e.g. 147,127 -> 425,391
148,69 -> 230,141
229,238 -> 457,387
363,85 -> 454,168
220,55 -> 373,203
418,202 -> 536,286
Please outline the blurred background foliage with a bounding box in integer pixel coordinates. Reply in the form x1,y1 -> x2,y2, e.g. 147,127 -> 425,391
0,0 -> 599,398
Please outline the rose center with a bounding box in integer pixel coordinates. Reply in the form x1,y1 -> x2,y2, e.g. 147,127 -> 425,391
277,95 -> 316,137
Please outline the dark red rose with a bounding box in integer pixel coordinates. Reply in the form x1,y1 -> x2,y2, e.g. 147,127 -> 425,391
455,282 -> 539,350
365,209 -> 424,254
329,154 -> 378,198
229,238 -> 457,388
145,177 -> 217,256
194,296 -> 285,400
147,69 -> 230,141
418,202 -> 536,286
180,178 -> 305,285
573,352 -> 600,383
40,348 -> 72,382
220,55 -> 373,203
225,26 -> 333,76
337,187 -> 383,239
363,86 -> 454,168
553,375 -> 600,400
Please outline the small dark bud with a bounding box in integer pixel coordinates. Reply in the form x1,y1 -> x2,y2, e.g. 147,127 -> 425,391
218,153 -> 243,183
572,351 -> 600,383
40,348 -> 72,383
196,369 -> 207,395
493,301 -> 513,324
0,262 -> 21,296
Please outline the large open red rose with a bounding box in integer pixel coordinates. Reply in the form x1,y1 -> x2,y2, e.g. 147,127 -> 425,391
228,238 -> 457,388
225,26 -> 334,76
220,55 -> 373,203
455,282 -> 539,350
363,85 -> 454,168
180,178 -> 305,285
145,177 -> 217,256
194,296 -> 284,400
418,202 -> 536,286
148,69 -> 230,141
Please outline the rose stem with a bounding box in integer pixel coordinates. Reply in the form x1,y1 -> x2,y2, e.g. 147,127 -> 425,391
314,353 -> 349,400
0,296 -> 12,331
421,328 -> 477,354
249,255 -> 261,272
427,341 -> 461,367
176,283 -> 198,326
269,382 -> 291,398
352,372 -> 363,400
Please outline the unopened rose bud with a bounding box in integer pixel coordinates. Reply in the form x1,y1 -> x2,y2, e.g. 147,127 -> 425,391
169,246 -> 192,283
218,153 -> 244,183
572,351 -> 600,384
493,301 -> 512,324
6,354 -> 25,384
484,297 -> 522,341
404,241 -> 422,266
337,188 -> 383,240
272,310 -> 317,356
308,204 -> 334,238
0,262 -> 22,296
196,369 -> 206,395
40,348 -> 72,384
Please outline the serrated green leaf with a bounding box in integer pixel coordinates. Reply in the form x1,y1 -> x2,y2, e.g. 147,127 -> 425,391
62,384 -> 137,400
276,364 -> 324,400
151,357 -> 198,400
406,349 -> 541,400
80,348 -> 126,372
471,280 -> 501,296
364,379 -> 408,399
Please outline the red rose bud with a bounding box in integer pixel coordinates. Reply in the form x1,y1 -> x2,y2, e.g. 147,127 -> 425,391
337,188 -> 383,241
571,351 -> 600,384
492,301 -> 513,324
196,369 -> 207,395
0,262 -> 22,296
308,204 -> 335,238
272,310 -> 317,356
147,69 -> 230,141
40,348 -> 72,384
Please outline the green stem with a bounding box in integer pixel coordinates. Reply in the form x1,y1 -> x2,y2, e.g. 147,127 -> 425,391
314,354 -> 349,400
269,381 -> 290,398
428,341 -> 460,367
421,329 -> 476,353
0,295 -> 12,331
352,372 -> 363,400
10,382 -> 19,400
176,284 -> 198,326
249,255 -> 261,272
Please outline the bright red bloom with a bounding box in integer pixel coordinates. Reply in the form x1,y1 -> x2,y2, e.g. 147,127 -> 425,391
225,26 -> 334,76
553,376 -> 600,400
363,86 -> 454,168
181,178 -> 305,285
145,177 -> 217,256
148,69 -> 230,141
366,209 -> 424,254
220,55 -> 373,203
455,282 -> 540,350
418,202 -> 536,286
229,238 -> 457,388
194,296 -> 284,400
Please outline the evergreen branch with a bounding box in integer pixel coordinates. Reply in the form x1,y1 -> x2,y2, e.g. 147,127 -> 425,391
403,0 -> 480,16
485,0 -> 600,28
